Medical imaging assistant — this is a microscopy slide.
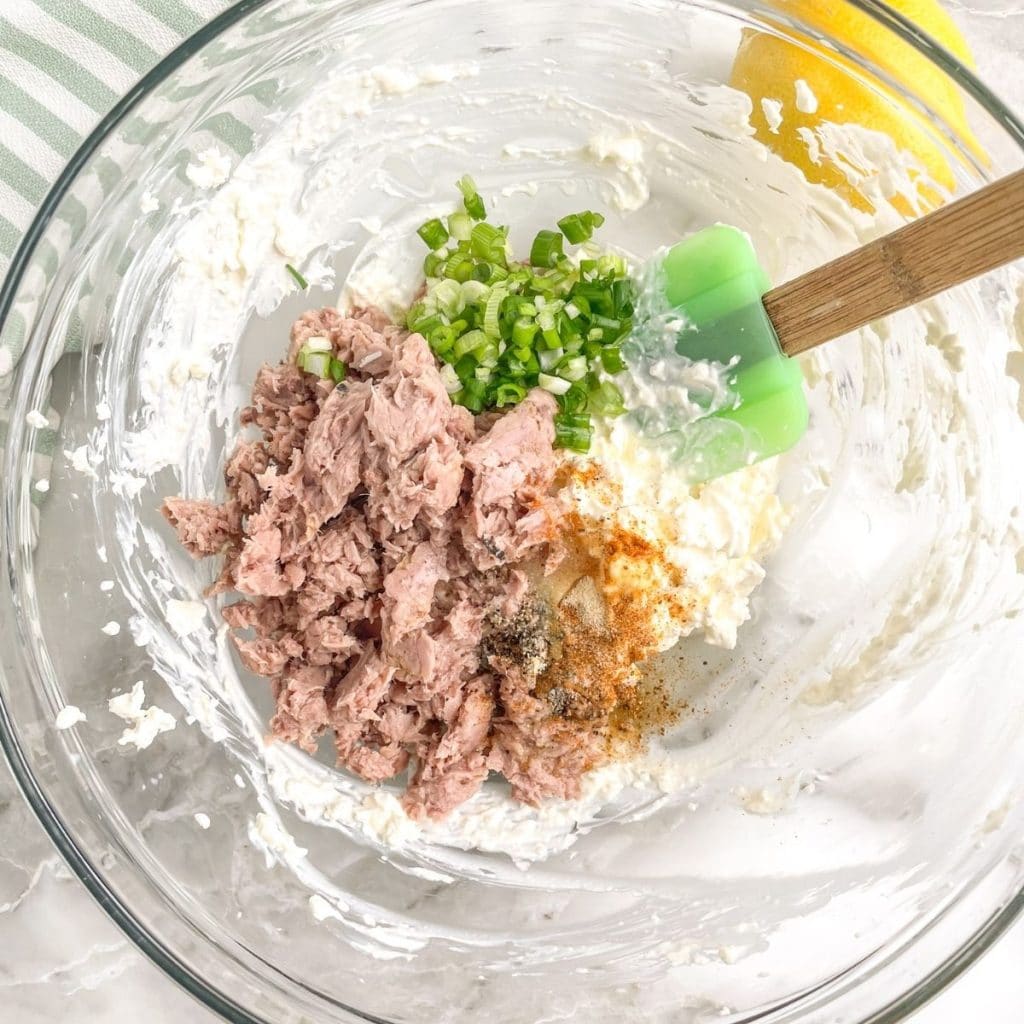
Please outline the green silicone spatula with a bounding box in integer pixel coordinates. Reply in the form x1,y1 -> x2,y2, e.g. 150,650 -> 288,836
661,168 -> 1024,483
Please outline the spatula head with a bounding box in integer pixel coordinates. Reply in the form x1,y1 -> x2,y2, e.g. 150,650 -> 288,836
661,225 -> 808,483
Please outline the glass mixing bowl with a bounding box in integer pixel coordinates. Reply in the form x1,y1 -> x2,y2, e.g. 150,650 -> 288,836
2,1 -> 1023,1021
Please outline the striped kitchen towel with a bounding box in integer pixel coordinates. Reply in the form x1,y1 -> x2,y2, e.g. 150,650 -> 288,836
0,0 -> 232,515
0,0 -> 230,380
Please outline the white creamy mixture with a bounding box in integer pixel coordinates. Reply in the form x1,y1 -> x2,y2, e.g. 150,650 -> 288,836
89,51 -> 1024,954
573,434 -> 789,649
108,681 -> 177,750
54,704 -> 87,730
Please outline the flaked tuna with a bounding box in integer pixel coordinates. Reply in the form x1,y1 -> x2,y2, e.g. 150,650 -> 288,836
163,307 -> 573,819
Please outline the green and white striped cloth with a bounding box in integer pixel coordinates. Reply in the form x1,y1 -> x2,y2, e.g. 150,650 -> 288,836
0,0 -> 230,378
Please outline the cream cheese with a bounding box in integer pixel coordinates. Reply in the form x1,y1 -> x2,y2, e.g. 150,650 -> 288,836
794,79 -> 819,114
165,598 -> 208,638
185,146 -> 232,190
55,705 -> 87,730
760,98 -> 783,133
108,681 -> 176,750
572,423 -> 789,650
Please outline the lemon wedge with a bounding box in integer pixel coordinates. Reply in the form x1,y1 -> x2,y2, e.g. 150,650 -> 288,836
729,0 -> 984,212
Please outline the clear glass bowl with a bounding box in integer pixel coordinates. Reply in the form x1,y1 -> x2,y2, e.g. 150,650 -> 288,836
2,1 -> 1024,1022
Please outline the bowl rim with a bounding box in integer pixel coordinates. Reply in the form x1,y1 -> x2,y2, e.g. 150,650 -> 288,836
0,1 -> 1022,1022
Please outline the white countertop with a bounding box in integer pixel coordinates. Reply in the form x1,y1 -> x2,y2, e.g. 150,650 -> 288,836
2,2 -> 1024,1021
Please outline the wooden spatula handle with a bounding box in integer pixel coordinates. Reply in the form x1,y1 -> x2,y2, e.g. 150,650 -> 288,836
762,169 -> 1024,357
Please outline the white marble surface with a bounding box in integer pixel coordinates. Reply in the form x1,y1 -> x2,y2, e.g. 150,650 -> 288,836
3,2 -> 1024,1022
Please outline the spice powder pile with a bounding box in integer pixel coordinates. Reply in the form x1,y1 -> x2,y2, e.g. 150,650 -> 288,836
519,462 -> 696,761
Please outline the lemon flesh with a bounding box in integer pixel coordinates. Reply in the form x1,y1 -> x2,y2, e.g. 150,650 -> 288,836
729,0 -> 984,212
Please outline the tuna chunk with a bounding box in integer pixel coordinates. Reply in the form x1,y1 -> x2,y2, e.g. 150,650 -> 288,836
241,363 -> 320,464
162,497 -> 241,557
461,390 -> 561,570
270,664 -> 332,753
487,662 -> 603,806
164,306 -> 581,820
362,332 -> 466,530
382,543 -> 448,641
225,441 -> 269,513
403,674 -> 496,818
303,384 -> 371,522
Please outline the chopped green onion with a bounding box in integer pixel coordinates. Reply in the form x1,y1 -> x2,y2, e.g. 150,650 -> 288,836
477,345 -> 500,368
444,252 -> 474,283
460,280 -> 489,305
557,411 -> 590,429
454,329 -> 488,360
423,252 -> 445,277
409,180 -> 632,426
538,372 -> 572,395
459,377 -> 488,412
495,381 -> 527,406
410,312 -> 444,337
561,383 -> 589,415
454,354 -> 477,380
560,355 -> 588,381
597,252 -> 626,277
417,217 -> 450,250
538,348 -> 564,372
470,222 -> 505,261
406,301 -> 431,329
301,352 -> 331,378
482,286 -> 507,339
612,277 -> 634,313
530,230 -> 564,268
448,211 -> 472,241
557,211 -> 605,245
285,263 -> 308,289
433,279 -> 464,317
329,358 -> 348,383
600,347 -> 626,374
607,320 -> 632,343
540,326 -> 563,350
572,294 -> 591,317
588,380 -> 626,417
457,175 -> 486,220
440,363 -> 462,394
511,318 -> 538,348
554,414 -> 593,453
429,326 -> 457,356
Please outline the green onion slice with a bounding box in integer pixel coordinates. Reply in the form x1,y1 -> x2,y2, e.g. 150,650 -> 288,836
417,217 -> 450,250
530,230 -> 564,269
285,263 -> 308,289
